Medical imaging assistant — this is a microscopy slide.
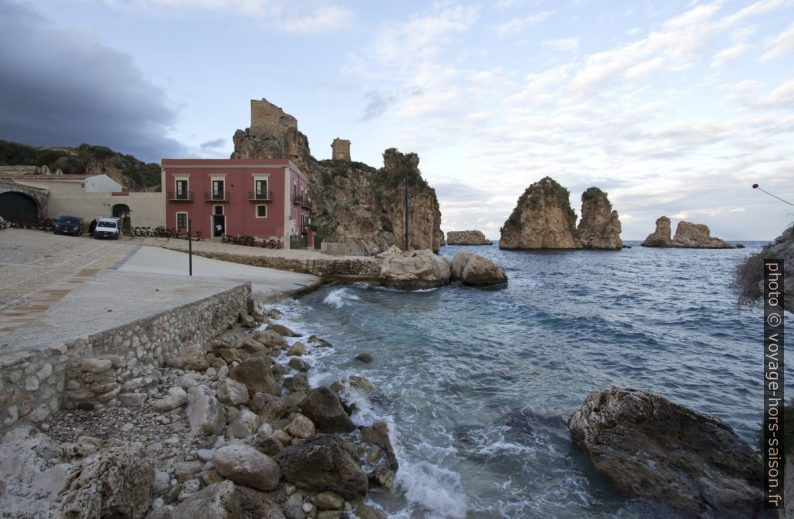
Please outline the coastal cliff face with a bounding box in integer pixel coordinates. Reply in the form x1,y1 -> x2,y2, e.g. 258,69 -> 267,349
577,188 -> 623,249
231,99 -> 442,254
735,223 -> 793,313
641,216 -> 732,248
499,177 -> 582,250
446,230 -> 492,246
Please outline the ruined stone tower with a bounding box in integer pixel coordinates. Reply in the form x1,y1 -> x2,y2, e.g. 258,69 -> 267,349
331,138 -> 351,161
250,99 -> 298,139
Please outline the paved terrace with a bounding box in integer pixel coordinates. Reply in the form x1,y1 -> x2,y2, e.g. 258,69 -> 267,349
0,229 -> 319,352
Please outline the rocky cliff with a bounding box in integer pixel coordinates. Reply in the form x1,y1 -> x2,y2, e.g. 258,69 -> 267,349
499,177 -> 582,249
577,188 -> 623,249
735,223 -> 793,313
446,230 -> 492,246
231,99 -> 443,254
641,216 -> 732,248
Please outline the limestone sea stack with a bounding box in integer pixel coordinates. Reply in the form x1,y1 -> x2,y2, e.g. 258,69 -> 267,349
446,230 -> 492,246
576,188 -> 623,249
569,386 -> 763,517
641,216 -> 732,248
499,177 -> 582,250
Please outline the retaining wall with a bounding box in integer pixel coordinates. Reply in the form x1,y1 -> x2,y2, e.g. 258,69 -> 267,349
0,283 -> 250,436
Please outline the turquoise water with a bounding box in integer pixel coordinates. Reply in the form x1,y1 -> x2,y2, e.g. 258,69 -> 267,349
271,242 -> 791,518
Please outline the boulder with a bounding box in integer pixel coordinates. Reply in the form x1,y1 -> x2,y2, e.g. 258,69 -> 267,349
577,187 -> 623,249
284,373 -> 310,393
186,384 -> 226,436
288,357 -> 309,372
226,408 -> 259,439
568,386 -> 763,517
267,323 -> 301,337
377,247 -> 451,289
213,443 -> 281,492
449,253 -> 507,286
354,352 -> 374,364
250,392 -> 286,422
299,388 -> 354,433
499,177 -> 582,249
151,386 -> 188,412
167,343 -> 209,372
307,335 -> 332,348
254,330 -> 288,350
673,221 -> 732,248
57,444 -> 154,519
218,378 -> 250,407
284,414 -> 315,439
172,481 -> 241,519
362,422 -> 398,469
277,436 -> 367,500
287,342 -> 307,356
230,354 -> 281,396
445,230 -> 492,245
239,336 -> 267,354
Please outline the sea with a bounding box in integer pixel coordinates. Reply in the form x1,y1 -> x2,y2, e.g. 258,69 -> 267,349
269,241 -> 792,518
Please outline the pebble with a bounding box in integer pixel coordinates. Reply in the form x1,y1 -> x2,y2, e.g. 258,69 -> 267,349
302,502 -> 314,513
121,422 -> 134,433
197,449 -> 214,462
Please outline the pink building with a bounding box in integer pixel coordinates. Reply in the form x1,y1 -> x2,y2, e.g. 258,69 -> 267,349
161,158 -> 313,248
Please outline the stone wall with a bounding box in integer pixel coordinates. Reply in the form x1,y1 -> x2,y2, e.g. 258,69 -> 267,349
0,283 -> 250,437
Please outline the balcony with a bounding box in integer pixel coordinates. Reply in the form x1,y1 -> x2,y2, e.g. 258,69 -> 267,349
167,191 -> 193,202
205,191 -> 230,203
248,190 -> 273,202
293,194 -> 311,209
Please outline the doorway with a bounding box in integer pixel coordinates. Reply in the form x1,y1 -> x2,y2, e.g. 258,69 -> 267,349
212,205 -> 225,237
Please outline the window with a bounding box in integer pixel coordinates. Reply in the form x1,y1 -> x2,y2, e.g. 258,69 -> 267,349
175,179 -> 188,200
212,180 -> 225,200
213,205 -> 224,215
256,205 -> 267,218
255,179 -> 268,199
176,212 -> 187,230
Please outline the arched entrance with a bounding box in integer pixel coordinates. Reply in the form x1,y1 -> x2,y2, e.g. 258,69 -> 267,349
112,204 -> 131,234
0,192 -> 38,222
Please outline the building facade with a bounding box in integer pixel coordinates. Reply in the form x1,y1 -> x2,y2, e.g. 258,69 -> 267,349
161,158 -> 313,248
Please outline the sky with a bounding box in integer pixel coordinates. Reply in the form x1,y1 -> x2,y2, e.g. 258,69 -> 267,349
1,0 -> 793,240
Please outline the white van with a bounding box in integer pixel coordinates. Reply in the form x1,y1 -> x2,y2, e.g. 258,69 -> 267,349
93,217 -> 121,240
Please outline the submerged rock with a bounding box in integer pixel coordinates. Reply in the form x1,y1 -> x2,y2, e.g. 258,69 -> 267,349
446,230 -> 492,245
577,188 -> 623,249
568,386 -> 763,517
449,252 -> 507,286
499,177 -> 582,250
277,436 -> 368,500
377,247 -> 451,288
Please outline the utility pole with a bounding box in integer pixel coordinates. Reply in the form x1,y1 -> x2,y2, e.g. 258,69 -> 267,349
404,169 -> 409,250
188,218 -> 193,276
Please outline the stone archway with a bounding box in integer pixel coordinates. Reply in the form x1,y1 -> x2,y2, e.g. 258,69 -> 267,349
112,203 -> 131,233
0,180 -> 48,222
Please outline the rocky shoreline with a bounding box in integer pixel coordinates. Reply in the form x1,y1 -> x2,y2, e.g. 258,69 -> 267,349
0,303 -> 394,519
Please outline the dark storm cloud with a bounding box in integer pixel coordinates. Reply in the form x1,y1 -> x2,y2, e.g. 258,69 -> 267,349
0,0 -> 186,162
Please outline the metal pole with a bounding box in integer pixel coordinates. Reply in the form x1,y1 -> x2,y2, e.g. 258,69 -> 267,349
188,218 -> 193,276
404,169 -> 409,250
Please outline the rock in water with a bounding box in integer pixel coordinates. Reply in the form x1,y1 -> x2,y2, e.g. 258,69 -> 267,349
642,216 -> 732,248
57,444 -> 154,519
499,177 -> 582,249
445,230 -> 492,245
377,247 -> 451,288
568,386 -> 763,517
641,216 -> 673,247
577,188 -> 623,249
277,436 -> 368,500
212,443 -> 281,492
672,221 -> 732,248
299,387 -> 354,433
172,481 -> 241,519
450,252 -> 507,286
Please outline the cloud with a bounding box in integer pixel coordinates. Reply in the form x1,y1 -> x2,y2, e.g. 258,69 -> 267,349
199,138 -> 226,150
493,11 -> 552,37
99,0 -> 352,33
761,21 -> 794,60
542,38 -> 579,53
0,0 -> 184,162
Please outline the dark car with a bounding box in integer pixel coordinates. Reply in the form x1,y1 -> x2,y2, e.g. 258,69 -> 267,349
53,215 -> 83,236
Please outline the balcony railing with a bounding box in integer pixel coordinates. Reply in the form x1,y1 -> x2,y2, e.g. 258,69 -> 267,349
167,191 -> 193,202
205,191 -> 230,202
293,194 -> 311,209
248,191 -> 273,202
